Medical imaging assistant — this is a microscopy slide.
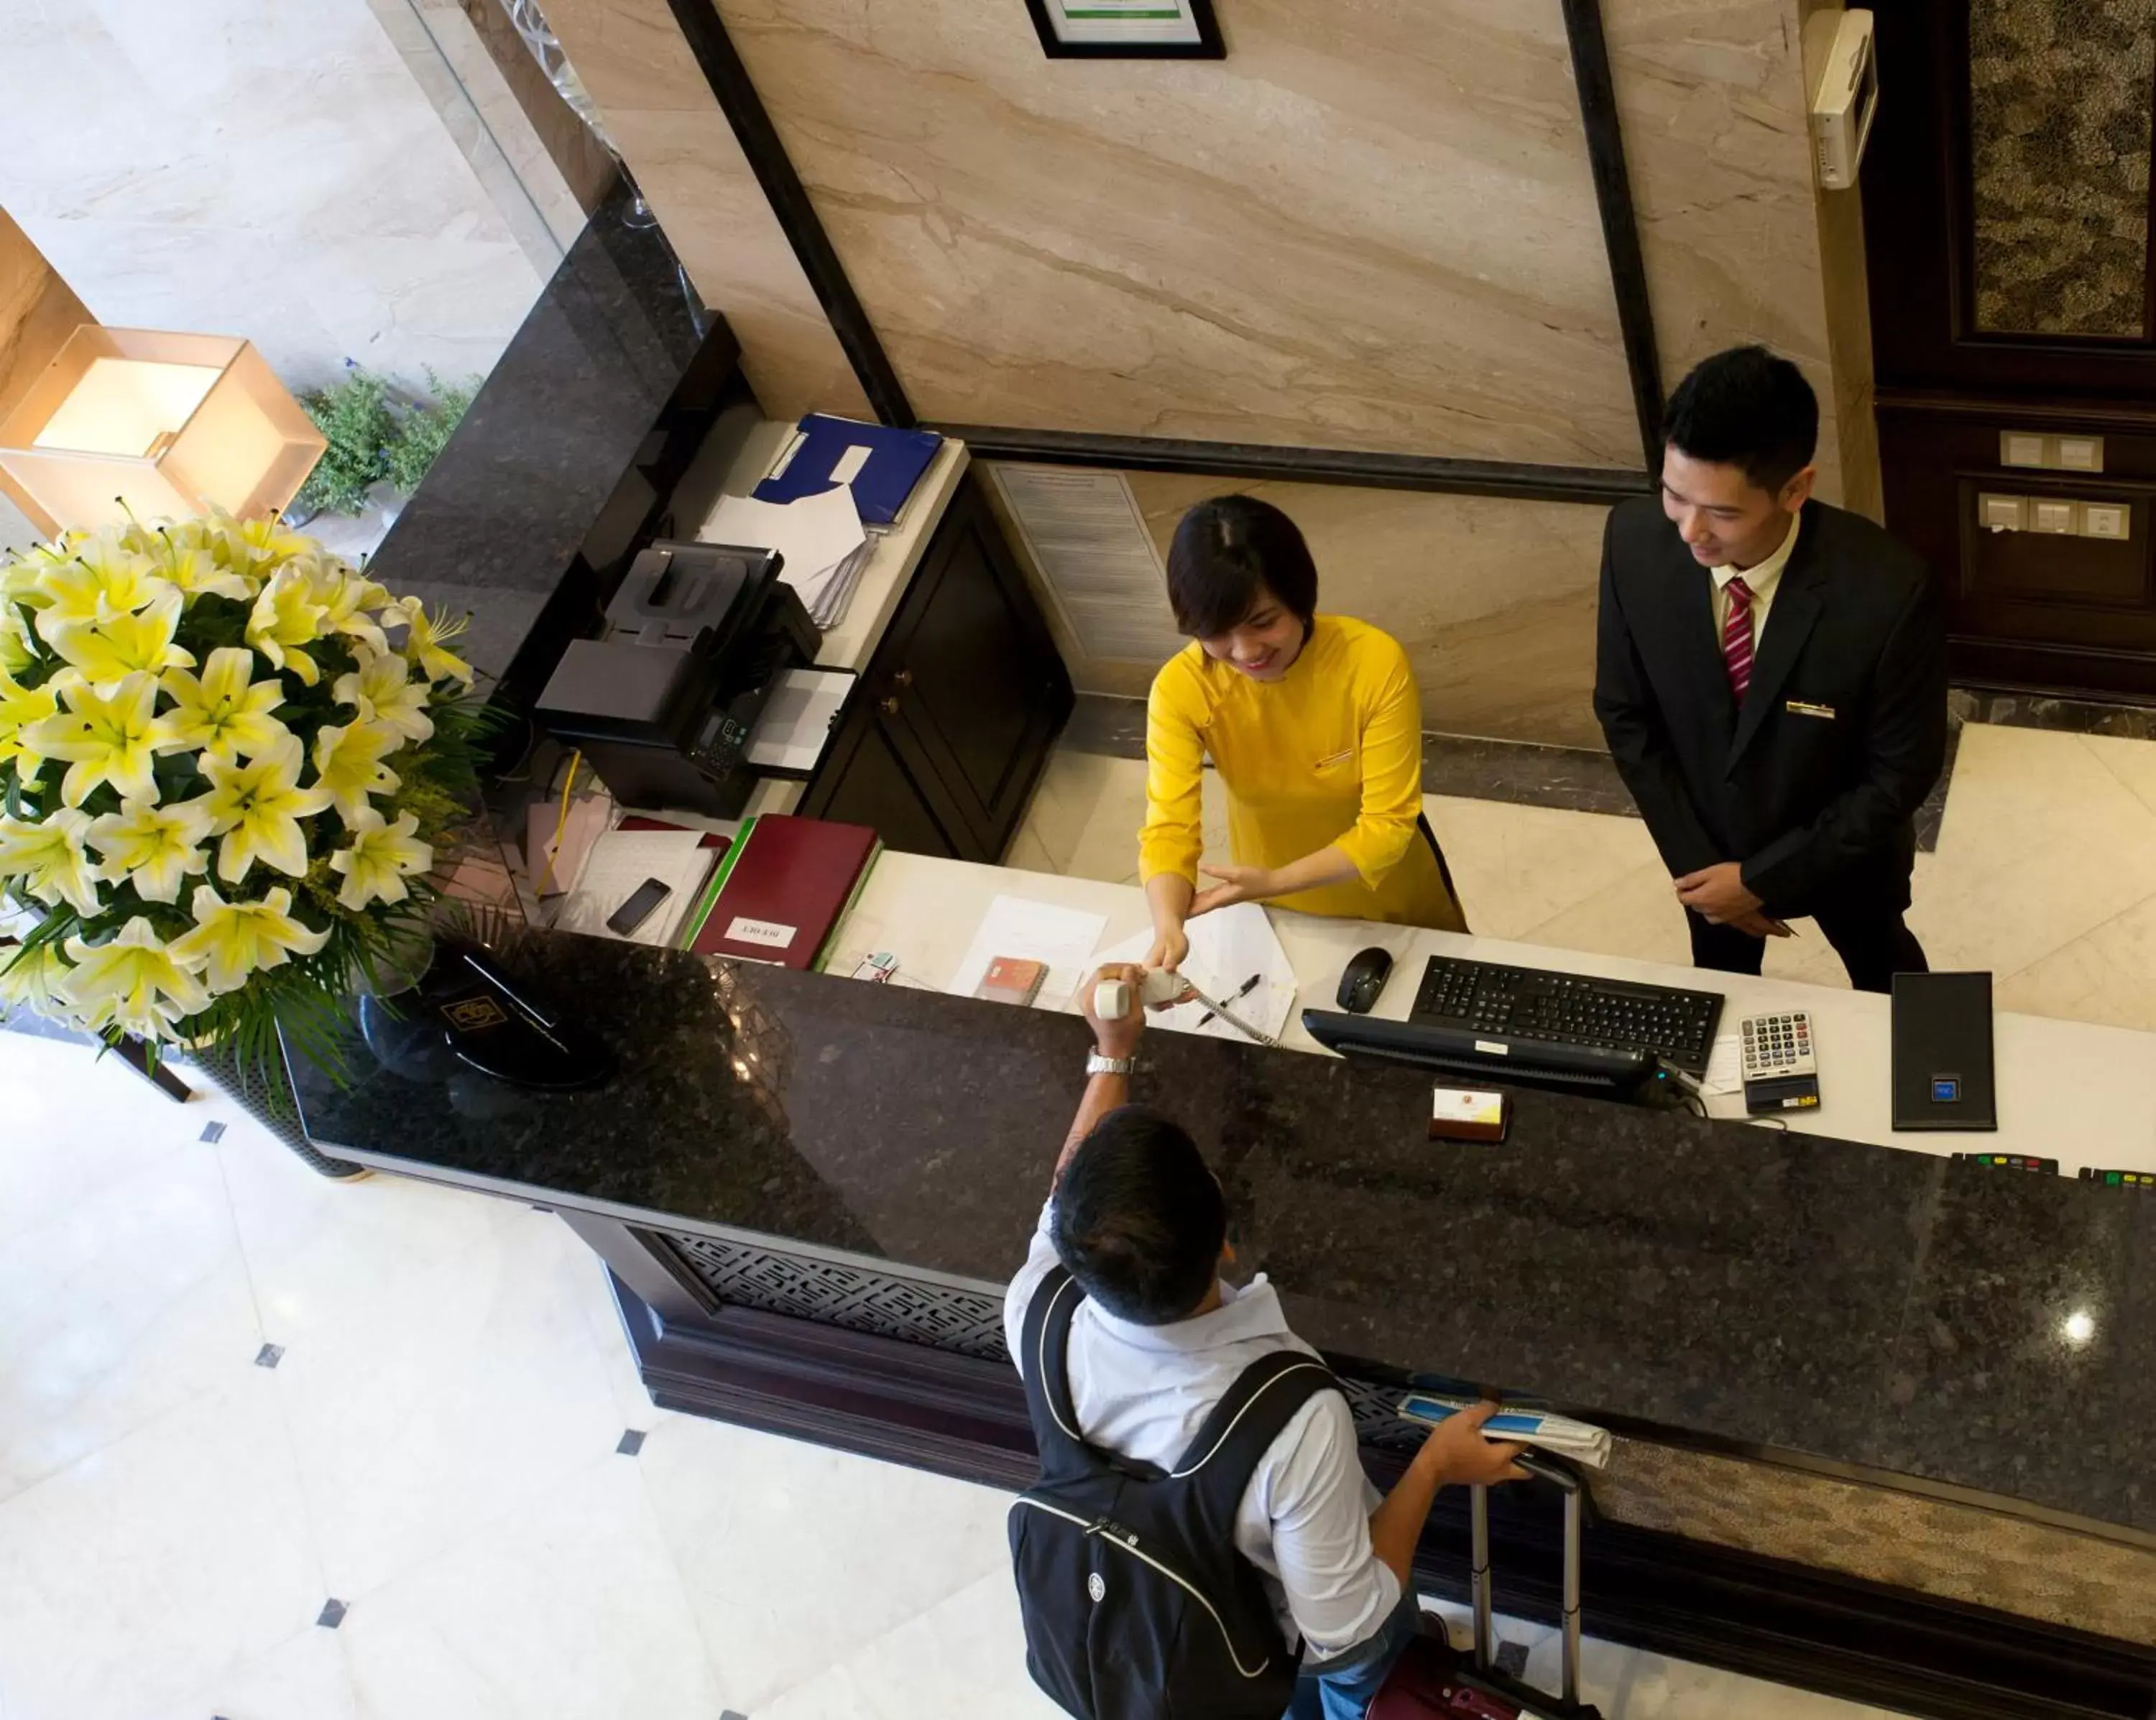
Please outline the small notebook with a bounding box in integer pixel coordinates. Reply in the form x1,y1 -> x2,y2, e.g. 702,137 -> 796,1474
975,956 -> 1049,1009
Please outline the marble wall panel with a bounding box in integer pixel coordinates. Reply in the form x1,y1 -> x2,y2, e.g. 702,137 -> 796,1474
1601,1435 -> 2156,1646
542,0 -> 870,420
1600,0 -> 1881,517
985,461 -> 1614,749
714,0 -> 1641,468
0,0 -> 545,399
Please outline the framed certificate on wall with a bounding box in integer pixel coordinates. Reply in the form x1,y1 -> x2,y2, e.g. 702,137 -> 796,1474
1024,0 -> 1224,58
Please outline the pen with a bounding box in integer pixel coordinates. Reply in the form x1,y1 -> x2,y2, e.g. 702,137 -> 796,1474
1195,972 -> 1262,1032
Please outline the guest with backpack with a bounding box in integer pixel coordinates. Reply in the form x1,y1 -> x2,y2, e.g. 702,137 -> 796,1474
1005,963 -> 1527,1719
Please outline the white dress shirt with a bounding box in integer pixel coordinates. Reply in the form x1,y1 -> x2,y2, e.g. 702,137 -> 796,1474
1005,1206 -> 1399,1661
1711,510 -> 1802,647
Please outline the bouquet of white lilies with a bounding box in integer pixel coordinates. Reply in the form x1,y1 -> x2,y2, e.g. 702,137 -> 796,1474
0,512 -> 487,1068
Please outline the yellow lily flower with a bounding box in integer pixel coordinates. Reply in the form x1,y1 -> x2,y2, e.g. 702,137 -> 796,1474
0,606 -> 32,677
0,806 -> 103,915
46,589 -> 195,695
61,915 -> 210,1035
332,646 -> 433,743
139,526 -> 254,604
184,736 -> 332,882
216,512 -> 310,574
19,672 -> 165,806
86,796 -> 216,905
30,540 -> 172,642
394,596 -> 473,688
245,566 -> 327,686
0,550 -> 45,606
0,665 -> 59,773
305,560 -> 395,657
0,940 -> 84,1025
311,715 -> 403,826
328,806 -> 433,910
155,647 -> 292,764
169,882 -> 331,996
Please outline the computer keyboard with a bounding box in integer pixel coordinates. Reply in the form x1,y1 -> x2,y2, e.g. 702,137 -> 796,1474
1409,956 -> 1723,1075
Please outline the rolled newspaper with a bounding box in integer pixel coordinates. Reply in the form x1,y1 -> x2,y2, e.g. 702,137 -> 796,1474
1398,1394 -> 1611,1471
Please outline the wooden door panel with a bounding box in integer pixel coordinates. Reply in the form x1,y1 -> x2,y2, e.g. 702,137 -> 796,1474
873,480 -> 1074,856
802,712 -> 963,859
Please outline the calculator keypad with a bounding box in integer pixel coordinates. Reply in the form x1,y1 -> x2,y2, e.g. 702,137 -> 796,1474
1741,1011 -> 1815,1080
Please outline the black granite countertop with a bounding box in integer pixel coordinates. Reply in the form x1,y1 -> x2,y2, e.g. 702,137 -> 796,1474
287,930 -> 2156,1543
363,179 -> 724,695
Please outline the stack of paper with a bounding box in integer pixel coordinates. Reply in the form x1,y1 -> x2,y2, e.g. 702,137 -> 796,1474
700,486 -> 870,632
1399,1394 -> 1613,1471
803,538 -> 872,629
555,828 -> 718,948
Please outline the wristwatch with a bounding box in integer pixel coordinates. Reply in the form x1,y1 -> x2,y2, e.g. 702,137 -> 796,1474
1085,1050 -> 1138,1077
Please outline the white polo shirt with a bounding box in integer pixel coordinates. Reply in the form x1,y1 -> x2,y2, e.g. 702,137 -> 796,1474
1005,1206 -> 1400,1660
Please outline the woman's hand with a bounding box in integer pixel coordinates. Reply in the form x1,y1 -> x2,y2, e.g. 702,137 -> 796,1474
1189,863 -> 1277,917
1146,925 -> 1190,972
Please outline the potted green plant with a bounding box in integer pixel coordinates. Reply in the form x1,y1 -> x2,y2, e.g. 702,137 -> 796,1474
290,364 -> 392,523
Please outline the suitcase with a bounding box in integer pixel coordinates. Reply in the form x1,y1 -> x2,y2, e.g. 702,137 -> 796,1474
1368,1453 -> 1605,1719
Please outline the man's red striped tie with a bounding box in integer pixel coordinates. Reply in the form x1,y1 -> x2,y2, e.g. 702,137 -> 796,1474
1723,575 -> 1755,702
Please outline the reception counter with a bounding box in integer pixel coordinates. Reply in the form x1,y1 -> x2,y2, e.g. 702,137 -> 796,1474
270,856 -> 2156,1720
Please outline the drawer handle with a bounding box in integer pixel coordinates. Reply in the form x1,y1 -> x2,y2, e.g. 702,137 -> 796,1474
880,695 -> 902,717
893,669 -> 913,689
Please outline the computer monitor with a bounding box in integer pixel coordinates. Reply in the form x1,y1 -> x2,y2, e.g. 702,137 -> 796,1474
1301,1009 -> 1681,1106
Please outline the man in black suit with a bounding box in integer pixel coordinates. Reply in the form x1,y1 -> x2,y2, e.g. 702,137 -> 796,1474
1593,346 -> 1948,993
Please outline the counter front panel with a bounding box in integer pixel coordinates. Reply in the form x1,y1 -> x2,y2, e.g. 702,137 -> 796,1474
285,931 -> 2156,1549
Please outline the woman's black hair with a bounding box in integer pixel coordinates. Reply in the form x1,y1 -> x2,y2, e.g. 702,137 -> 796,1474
1165,496 -> 1319,639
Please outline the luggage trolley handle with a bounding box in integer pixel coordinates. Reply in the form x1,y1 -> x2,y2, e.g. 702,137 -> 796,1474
1470,1453 -> 1588,1709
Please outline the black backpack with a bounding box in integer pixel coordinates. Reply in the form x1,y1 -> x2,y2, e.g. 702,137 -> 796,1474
1008,1267 -> 1342,1720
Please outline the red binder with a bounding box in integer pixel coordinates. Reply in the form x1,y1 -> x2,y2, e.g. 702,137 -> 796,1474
686,814 -> 880,969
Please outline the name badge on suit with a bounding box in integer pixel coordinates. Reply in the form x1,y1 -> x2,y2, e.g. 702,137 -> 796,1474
1785,700 -> 1836,720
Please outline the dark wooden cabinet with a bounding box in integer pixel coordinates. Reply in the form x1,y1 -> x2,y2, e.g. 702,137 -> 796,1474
1864,1 -> 2156,698
799,474 -> 1074,861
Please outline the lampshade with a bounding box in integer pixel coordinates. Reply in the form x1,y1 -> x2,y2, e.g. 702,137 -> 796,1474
0,325 -> 325,534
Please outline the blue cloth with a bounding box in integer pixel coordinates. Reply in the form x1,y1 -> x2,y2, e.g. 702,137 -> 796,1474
1284,1586 -> 1424,1720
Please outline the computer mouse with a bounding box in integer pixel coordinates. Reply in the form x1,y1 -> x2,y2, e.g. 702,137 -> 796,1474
1336,946 -> 1393,1014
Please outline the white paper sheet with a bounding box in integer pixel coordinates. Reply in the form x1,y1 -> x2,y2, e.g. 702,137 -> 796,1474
946,895 -> 1110,1011
1701,1032 -> 1744,1096
746,668 -> 854,771
556,828 -> 714,947
699,486 -> 867,619
1089,902 -> 1296,1045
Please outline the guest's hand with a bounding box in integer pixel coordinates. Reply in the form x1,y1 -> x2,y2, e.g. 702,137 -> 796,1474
1414,1401 -> 1529,1487
1190,863 -> 1276,917
1082,963 -> 1146,1060
1673,861 -> 1763,925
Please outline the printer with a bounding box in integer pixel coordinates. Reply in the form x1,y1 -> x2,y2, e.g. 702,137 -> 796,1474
533,539 -> 817,817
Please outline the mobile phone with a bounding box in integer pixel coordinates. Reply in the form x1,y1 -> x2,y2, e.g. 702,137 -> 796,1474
606,877 -> 672,936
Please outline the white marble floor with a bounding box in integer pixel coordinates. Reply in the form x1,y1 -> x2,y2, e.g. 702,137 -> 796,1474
0,1030 -> 1907,1720
1013,720 -> 2156,1035
0,0 -> 553,399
